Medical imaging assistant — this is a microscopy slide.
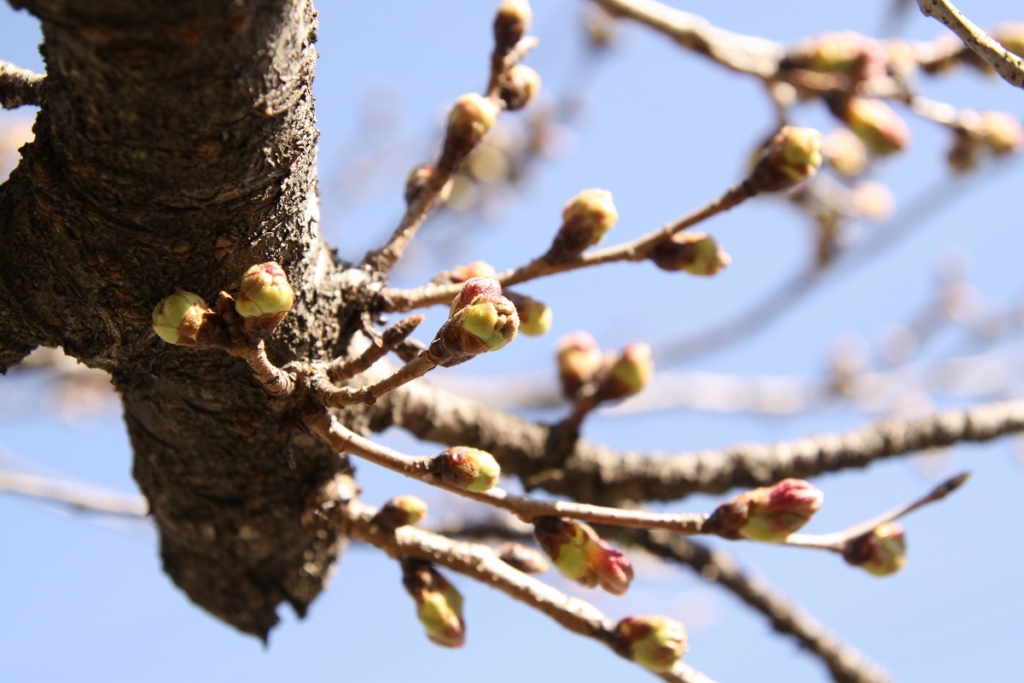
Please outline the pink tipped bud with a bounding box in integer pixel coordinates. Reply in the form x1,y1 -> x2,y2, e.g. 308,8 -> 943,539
977,111 -> 1024,155
446,261 -> 497,284
556,331 -> 604,397
404,163 -> 453,206
533,517 -> 634,594
432,446 -> 501,492
649,232 -> 731,276
499,64 -> 541,111
841,98 -> 910,156
822,127 -> 869,177
599,343 -> 654,401
440,94 -> 500,169
402,560 -> 465,648
432,278 -> 519,363
547,188 -> 618,260
374,495 -> 428,530
844,522 -> 907,576
749,126 -> 823,193
234,262 -> 294,339
494,0 -> 532,54
706,478 -> 824,542
506,292 -> 553,337
612,616 -> 688,673
785,32 -> 888,83
495,542 -> 550,574
449,276 -> 506,315
153,290 -> 215,347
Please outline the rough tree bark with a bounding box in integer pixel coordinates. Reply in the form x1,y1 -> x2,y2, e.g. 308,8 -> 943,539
0,0 -> 376,637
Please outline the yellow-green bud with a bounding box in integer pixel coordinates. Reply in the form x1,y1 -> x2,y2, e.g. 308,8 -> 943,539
431,277 -> 519,364
432,446 -> 501,492
440,94 -> 500,169
533,516 -> 633,595
599,343 -> 654,401
649,232 -> 731,276
152,290 -> 212,347
402,560 -> 465,648
507,292 -> 552,337
844,522 -> 907,576
706,478 -> 824,542
235,262 -> 294,339
374,495 -> 428,530
547,188 -> 618,260
556,331 -> 603,397
499,64 -> 541,111
841,97 -> 910,156
612,616 -> 688,673
749,126 -> 823,193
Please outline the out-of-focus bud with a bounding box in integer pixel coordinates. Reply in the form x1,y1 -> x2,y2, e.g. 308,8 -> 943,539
404,163 -> 453,206
992,22 -> 1024,59
822,127 -> 869,177
494,0 -> 532,54
748,126 -> 823,193
946,130 -> 977,174
234,262 -> 294,339
533,516 -> 634,594
705,478 -> 824,542
506,292 -> 552,337
499,64 -> 541,111
649,232 -> 731,276
495,542 -> 550,574
448,261 -> 497,283
850,180 -> 895,222
153,290 -> 215,347
402,560 -> 465,648
431,277 -> 519,364
840,97 -> 910,156
843,521 -> 907,576
599,343 -> 653,401
977,111 -> 1024,155
547,188 -> 618,260
785,32 -> 888,83
556,331 -> 604,397
440,94 -> 500,169
374,495 -> 428,530
431,446 -> 501,492
612,616 -> 688,673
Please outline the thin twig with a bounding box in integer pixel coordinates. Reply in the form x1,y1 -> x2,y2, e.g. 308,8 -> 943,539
0,59 -> 44,109
228,342 -> 294,397
917,0 -> 1024,89
0,469 -> 148,517
383,182 -> 756,312
328,315 -> 424,382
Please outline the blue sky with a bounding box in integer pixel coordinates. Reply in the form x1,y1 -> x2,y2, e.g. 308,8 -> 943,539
2,1 -> 1023,681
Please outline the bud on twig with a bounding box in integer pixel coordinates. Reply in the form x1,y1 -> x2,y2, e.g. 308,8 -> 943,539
612,616 -> 688,673
374,495 -> 428,530
430,277 -> 519,365
402,560 -> 465,648
533,516 -> 633,594
556,331 -> 603,397
404,163 -> 453,206
495,542 -> 549,574
706,478 -> 824,542
152,290 -> 216,347
234,262 -> 294,340
976,111 -> 1024,155
840,97 -> 910,156
498,64 -> 541,111
785,32 -> 887,83
547,188 -> 618,260
649,232 -> 731,276
598,343 -> 654,401
748,126 -> 823,193
440,94 -> 500,170
506,292 -> 553,337
494,0 -> 532,55
843,522 -> 907,576
431,446 -> 501,492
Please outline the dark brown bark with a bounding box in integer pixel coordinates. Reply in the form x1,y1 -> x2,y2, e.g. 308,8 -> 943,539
0,0 -> 372,638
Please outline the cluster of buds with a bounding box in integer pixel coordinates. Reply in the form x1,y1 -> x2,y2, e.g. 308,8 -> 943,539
705,478 -> 824,542
612,616 -> 688,673
648,232 -> 731,276
431,446 -> 501,493
836,97 -> 910,157
947,111 -> 1024,173
783,32 -> 888,84
373,495 -> 428,530
152,290 -> 219,347
597,343 -> 654,402
429,277 -> 519,366
505,292 -> 552,337
495,542 -> 550,574
440,93 -> 501,170
555,332 -> 654,402
556,331 -> 604,397
843,522 -> 907,576
748,126 -> 823,193
234,261 -> 295,340
546,188 -> 618,260
404,163 -> 453,206
533,516 -> 633,594
402,560 -> 465,648
493,0 -> 532,55
499,64 -> 541,111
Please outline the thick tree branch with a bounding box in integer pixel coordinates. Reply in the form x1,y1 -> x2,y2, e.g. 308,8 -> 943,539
917,0 -> 1024,89
0,59 -> 43,109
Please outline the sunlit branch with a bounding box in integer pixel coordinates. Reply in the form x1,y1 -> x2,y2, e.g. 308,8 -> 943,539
917,0 -> 1024,89
0,59 -> 43,109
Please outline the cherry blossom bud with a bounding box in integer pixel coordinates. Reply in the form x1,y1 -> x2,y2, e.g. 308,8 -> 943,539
499,64 -> 541,111
841,98 -> 910,156
153,290 -> 214,347
447,261 -> 497,284
851,180 -> 895,222
649,232 -> 731,276
612,616 -> 688,673
748,126 -> 823,193
402,560 -> 465,648
374,495 -> 428,530
547,188 -> 618,260
234,262 -> 294,339
440,94 -> 500,169
404,163 -> 453,206
432,446 -> 501,492
822,127 -> 869,177
494,0 -> 532,54
843,522 -> 907,576
533,516 -> 634,594
556,331 -> 603,397
785,32 -> 888,83
431,277 -> 519,364
506,292 -> 552,337
977,111 -> 1024,155
495,542 -> 549,574
706,478 -> 824,542
599,343 -> 653,401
